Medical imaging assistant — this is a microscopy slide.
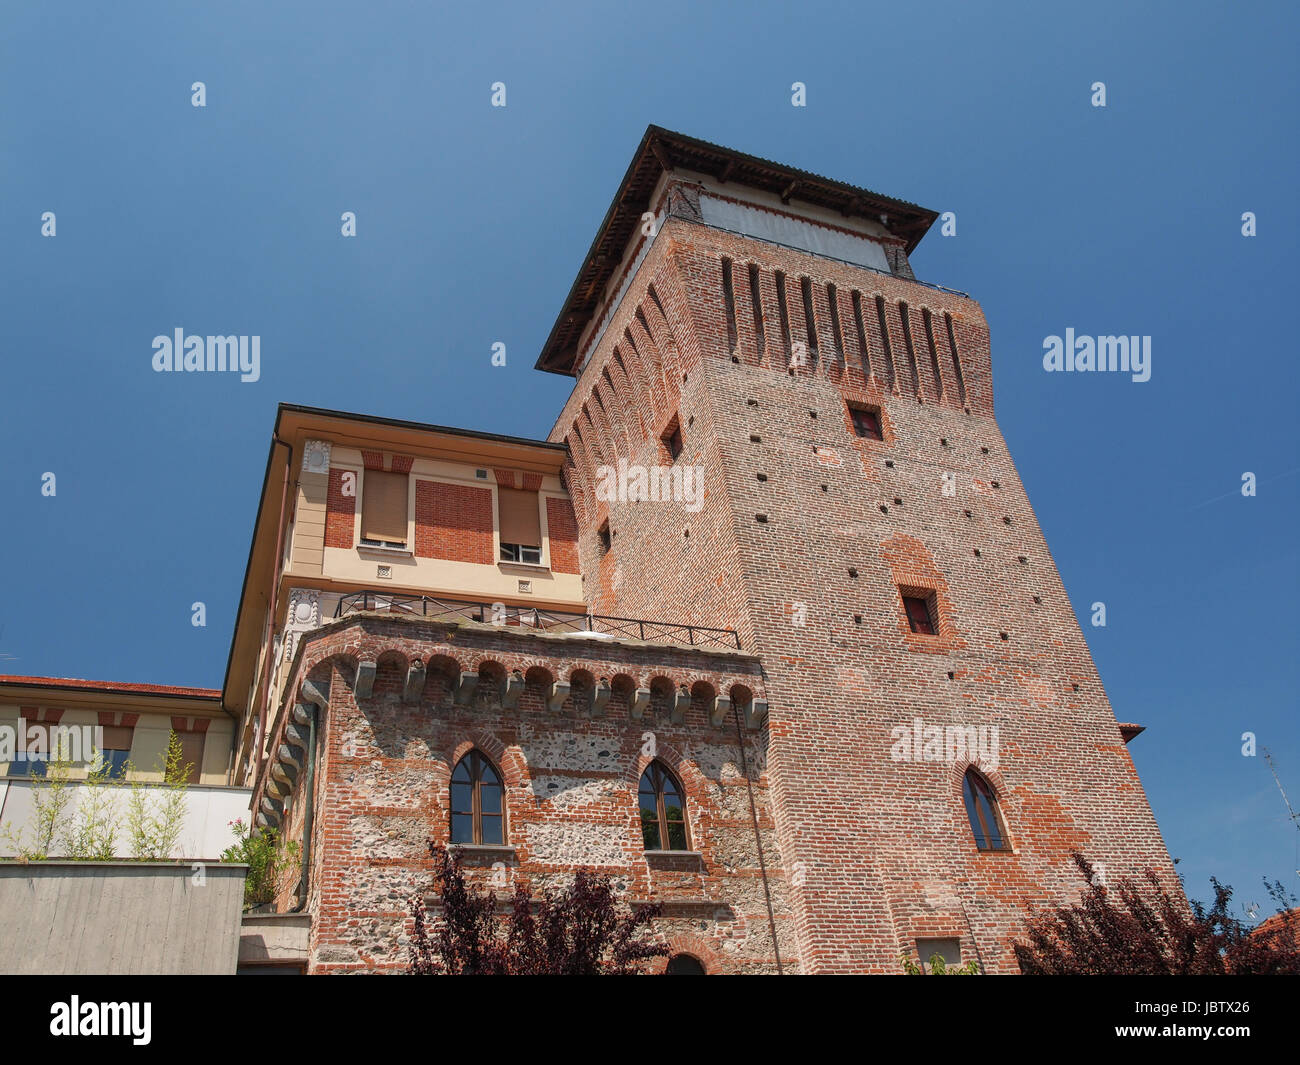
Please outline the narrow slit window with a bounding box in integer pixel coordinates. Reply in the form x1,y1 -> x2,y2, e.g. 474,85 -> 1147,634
721,257 -> 738,353
945,312 -> 968,405
775,272 -> 792,364
851,290 -> 872,378
874,295 -> 896,387
826,283 -> 845,362
800,276 -> 819,360
748,263 -> 765,360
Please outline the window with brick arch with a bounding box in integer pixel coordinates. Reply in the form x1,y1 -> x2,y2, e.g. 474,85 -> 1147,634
450,750 -> 504,845
962,768 -> 1010,852
664,953 -> 706,974
639,761 -> 688,851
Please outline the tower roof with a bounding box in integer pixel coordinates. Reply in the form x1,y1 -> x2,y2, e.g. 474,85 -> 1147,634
535,125 -> 939,375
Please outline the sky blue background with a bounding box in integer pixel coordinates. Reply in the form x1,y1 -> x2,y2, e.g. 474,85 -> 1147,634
2,1 -> 1297,918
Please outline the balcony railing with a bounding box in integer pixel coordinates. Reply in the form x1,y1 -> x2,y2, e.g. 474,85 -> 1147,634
333,592 -> 741,651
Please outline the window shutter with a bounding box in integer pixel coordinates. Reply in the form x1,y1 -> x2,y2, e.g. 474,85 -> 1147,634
498,488 -> 541,547
179,732 -> 204,785
361,471 -> 409,543
101,726 -> 133,751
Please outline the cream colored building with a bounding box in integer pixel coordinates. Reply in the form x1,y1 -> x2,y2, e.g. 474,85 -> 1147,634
222,405 -> 586,785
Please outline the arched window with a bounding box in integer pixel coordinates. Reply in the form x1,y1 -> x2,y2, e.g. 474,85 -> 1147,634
664,953 -> 706,974
962,768 -> 1010,852
451,750 -> 504,845
639,761 -> 688,851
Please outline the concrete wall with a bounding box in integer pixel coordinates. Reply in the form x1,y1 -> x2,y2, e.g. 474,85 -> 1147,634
0,861 -> 246,974
0,782 -> 250,860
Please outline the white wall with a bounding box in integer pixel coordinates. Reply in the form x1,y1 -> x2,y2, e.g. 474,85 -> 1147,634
0,780 -> 251,861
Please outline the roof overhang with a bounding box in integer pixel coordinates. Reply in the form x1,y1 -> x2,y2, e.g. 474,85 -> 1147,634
535,125 -> 940,375
0,675 -> 222,715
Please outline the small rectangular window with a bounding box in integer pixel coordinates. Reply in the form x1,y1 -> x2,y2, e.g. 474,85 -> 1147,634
903,594 -> 936,635
178,731 -> 204,785
663,422 -> 683,462
360,470 -> 409,546
916,937 -> 962,968
500,543 -> 542,565
849,404 -> 883,440
499,488 -> 542,564
100,725 -> 133,780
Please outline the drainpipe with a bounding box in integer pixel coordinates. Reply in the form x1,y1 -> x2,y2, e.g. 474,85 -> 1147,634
733,700 -> 783,974
255,435 -> 294,779
290,678 -> 328,912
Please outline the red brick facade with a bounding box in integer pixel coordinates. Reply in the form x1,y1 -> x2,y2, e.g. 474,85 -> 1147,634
413,481 -> 494,564
324,467 -> 355,550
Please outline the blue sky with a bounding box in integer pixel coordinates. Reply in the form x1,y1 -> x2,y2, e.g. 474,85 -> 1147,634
2,1 -> 1296,915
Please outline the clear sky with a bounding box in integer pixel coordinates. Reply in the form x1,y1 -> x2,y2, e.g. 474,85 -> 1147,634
2,0 -> 1296,918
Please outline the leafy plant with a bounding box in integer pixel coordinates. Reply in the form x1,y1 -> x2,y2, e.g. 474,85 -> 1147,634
409,844 -> 667,975
125,731 -> 192,860
900,951 -> 981,975
1013,852 -> 1300,975
64,752 -> 119,861
1,740 -> 77,860
222,819 -> 300,910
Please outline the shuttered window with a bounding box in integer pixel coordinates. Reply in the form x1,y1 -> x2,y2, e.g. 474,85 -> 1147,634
361,471 -> 409,544
498,488 -> 541,548
178,731 -> 204,785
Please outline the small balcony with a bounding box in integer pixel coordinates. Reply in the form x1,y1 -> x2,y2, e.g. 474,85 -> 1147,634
332,592 -> 741,651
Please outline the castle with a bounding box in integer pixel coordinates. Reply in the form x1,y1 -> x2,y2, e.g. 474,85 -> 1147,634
6,127 -> 1178,974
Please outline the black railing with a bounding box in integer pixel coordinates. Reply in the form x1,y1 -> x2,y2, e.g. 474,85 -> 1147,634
333,592 -> 741,650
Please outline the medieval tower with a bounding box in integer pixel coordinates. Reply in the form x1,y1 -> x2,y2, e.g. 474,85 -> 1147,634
230,126 -> 1178,975
535,127 -> 1176,973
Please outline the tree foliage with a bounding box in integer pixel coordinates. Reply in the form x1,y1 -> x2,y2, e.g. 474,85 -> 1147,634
1014,852 -> 1300,975
409,843 -> 668,975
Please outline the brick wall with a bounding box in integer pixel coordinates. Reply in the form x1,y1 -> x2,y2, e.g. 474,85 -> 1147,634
546,212 -> 1179,973
265,616 -> 788,973
414,481 -> 494,564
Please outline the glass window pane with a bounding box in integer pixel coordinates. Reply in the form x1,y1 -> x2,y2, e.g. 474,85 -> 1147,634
452,760 -> 470,783
480,783 -> 502,815
451,783 -> 473,813
639,790 -> 658,812
640,809 -> 661,850
451,813 -> 473,844
479,762 -> 501,786
666,819 -> 688,850
480,815 -> 503,845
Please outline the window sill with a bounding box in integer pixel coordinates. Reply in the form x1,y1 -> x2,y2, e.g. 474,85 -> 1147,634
448,843 -> 516,864
497,560 -> 551,574
357,544 -> 413,559
644,849 -> 704,871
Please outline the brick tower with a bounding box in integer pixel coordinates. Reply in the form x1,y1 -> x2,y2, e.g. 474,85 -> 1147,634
537,127 -> 1178,973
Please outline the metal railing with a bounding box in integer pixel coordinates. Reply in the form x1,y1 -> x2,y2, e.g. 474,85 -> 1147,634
333,592 -> 741,650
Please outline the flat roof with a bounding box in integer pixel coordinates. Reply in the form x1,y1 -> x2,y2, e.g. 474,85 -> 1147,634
276,403 -> 566,453
535,125 -> 939,375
